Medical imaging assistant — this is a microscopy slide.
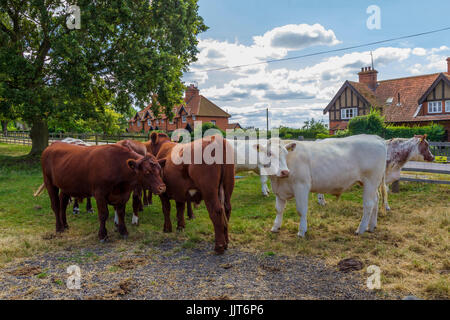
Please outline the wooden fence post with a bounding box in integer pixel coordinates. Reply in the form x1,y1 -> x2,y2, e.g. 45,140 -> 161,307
95,133 -> 98,145
391,180 -> 400,193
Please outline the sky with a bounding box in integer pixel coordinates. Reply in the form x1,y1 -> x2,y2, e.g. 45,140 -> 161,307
181,0 -> 450,129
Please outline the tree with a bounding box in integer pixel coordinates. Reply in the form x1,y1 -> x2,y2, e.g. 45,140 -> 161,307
0,0 -> 207,155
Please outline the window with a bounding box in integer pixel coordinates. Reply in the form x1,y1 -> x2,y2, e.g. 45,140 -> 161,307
192,115 -> 196,121
211,120 -> 216,125
446,100 -> 450,112
137,121 -> 141,127
161,119 -> 164,124
428,101 -> 442,113
156,119 -> 159,125
169,119 -> 174,124
340,108 -> 358,120
148,120 -> 151,126
182,115 -> 187,123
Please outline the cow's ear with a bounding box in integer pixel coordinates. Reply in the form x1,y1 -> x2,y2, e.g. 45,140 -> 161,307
285,142 -> 297,152
158,158 -> 166,168
422,134 -> 427,141
150,132 -> 158,144
127,159 -> 138,171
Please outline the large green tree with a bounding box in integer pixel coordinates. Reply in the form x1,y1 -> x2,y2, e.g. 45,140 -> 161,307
0,0 -> 207,154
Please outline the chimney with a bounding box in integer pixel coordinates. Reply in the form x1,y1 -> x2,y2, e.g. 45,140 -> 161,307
185,83 -> 199,101
447,57 -> 450,73
358,66 -> 378,91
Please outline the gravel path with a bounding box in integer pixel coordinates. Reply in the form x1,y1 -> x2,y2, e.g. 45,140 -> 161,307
0,240 -> 382,300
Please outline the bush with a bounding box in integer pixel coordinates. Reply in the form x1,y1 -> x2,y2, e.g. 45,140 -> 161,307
348,109 -> 384,136
384,123 -> 445,142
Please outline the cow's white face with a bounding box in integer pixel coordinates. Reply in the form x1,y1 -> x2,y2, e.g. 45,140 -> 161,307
254,141 -> 295,177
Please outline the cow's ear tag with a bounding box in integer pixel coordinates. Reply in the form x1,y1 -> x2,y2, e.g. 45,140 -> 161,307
285,143 -> 297,152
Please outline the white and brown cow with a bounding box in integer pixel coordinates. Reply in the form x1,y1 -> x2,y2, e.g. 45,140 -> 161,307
258,134 -> 387,237
316,135 -> 434,211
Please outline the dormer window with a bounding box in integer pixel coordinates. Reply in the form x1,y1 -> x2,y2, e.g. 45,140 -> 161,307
386,97 -> 393,105
428,101 -> 442,113
446,100 -> 450,112
148,120 -> 151,126
182,115 -> 187,123
341,108 -> 358,119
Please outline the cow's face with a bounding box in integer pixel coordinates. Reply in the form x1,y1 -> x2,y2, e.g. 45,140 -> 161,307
254,141 -> 293,178
412,134 -> 434,162
128,156 -> 166,194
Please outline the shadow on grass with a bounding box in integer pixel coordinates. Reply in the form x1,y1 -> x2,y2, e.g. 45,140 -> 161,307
0,153 -> 41,172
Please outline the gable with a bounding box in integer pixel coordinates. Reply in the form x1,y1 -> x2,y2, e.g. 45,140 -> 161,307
419,73 -> 450,104
323,81 -> 371,115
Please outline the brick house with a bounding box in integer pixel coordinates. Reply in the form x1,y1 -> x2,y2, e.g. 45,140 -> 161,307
323,57 -> 450,141
128,84 -> 231,133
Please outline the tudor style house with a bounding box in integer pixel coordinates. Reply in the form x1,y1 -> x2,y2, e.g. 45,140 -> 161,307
323,57 -> 450,141
128,84 -> 231,133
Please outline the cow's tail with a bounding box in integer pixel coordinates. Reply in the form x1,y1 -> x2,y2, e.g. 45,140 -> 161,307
34,182 -> 46,197
218,140 -> 235,228
379,174 -> 387,216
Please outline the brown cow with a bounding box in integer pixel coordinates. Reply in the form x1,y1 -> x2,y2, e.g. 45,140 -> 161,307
152,134 -> 235,254
146,132 -> 197,219
41,142 -> 166,240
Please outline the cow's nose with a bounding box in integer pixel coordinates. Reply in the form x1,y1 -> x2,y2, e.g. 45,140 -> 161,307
158,185 -> 166,193
280,170 -> 289,178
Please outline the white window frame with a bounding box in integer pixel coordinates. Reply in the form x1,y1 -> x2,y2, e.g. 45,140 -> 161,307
182,115 -> 187,123
156,119 -> 159,125
340,108 -> 358,120
211,120 -> 216,126
192,115 -> 196,121
137,121 -> 141,127
445,100 -> 450,112
161,119 -> 164,124
428,101 -> 442,113
147,120 -> 151,126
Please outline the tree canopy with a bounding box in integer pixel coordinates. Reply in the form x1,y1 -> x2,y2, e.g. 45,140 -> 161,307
0,0 -> 207,154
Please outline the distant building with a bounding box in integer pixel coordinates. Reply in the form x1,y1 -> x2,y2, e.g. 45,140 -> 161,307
128,84 -> 231,133
323,57 -> 450,141
226,122 -> 242,130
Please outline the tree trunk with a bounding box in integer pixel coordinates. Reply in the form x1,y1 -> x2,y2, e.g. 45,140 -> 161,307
1,121 -> 7,135
29,119 -> 49,156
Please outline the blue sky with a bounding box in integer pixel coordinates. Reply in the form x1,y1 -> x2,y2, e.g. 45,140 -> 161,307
182,0 -> 450,128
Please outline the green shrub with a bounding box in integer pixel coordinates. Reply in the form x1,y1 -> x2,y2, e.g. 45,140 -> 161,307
348,109 -> 384,136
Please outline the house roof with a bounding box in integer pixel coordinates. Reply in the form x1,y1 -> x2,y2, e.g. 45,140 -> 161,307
226,122 -> 242,130
324,72 -> 450,123
130,92 -> 230,122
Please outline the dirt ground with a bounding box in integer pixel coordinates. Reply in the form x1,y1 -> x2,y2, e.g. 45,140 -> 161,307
0,240 -> 387,300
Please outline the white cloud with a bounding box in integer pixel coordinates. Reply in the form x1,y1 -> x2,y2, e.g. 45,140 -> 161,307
253,23 -> 341,50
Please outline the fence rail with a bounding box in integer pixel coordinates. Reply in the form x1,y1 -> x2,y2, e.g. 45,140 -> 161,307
0,131 -> 150,146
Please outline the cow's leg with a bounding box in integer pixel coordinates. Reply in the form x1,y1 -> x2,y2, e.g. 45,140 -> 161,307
260,175 -> 270,196
72,198 -> 80,215
160,194 -> 172,232
368,192 -> 379,232
186,198 -> 195,220
294,185 -> 310,237
356,184 -> 377,235
143,189 -> 149,207
86,197 -> 94,214
224,194 -> 232,249
131,189 -> 141,225
203,197 -> 227,254
384,184 -> 391,211
59,193 -> 70,229
317,193 -> 326,206
175,201 -> 186,231
147,190 -> 153,205
95,197 -> 109,242
271,196 -> 287,233
47,185 -> 64,232
115,204 -> 128,239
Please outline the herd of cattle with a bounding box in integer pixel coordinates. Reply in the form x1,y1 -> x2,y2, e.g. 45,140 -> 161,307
36,133 -> 434,254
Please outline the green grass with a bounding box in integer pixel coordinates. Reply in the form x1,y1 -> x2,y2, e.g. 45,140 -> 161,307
0,142 -> 449,299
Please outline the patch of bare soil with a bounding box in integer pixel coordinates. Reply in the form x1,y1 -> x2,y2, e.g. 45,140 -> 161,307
0,240 -> 389,300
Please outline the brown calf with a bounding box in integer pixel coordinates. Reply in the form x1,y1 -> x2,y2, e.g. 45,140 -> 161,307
41,142 -> 166,240
152,134 -> 235,254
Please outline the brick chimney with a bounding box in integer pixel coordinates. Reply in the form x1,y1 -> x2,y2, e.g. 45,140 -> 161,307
185,83 -> 199,102
358,66 -> 378,91
447,57 -> 450,73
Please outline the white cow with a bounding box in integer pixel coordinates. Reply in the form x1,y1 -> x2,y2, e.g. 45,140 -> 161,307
316,135 -> 434,210
258,134 -> 387,237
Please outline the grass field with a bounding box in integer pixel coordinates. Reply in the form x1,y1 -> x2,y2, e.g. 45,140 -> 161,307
0,143 -> 448,299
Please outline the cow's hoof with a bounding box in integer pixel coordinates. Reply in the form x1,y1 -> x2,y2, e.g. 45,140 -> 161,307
87,209 -> 95,214
64,225 -> 69,230
99,237 -> 108,243
121,234 -> 128,240
270,227 -> 280,233
214,246 -> 225,255
72,210 -> 79,215
56,228 -> 65,233
176,227 -> 185,232
132,215 -> 139,225
297,231 -> 306,238
188,216 -> 195,220
163,227 -> 172,233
